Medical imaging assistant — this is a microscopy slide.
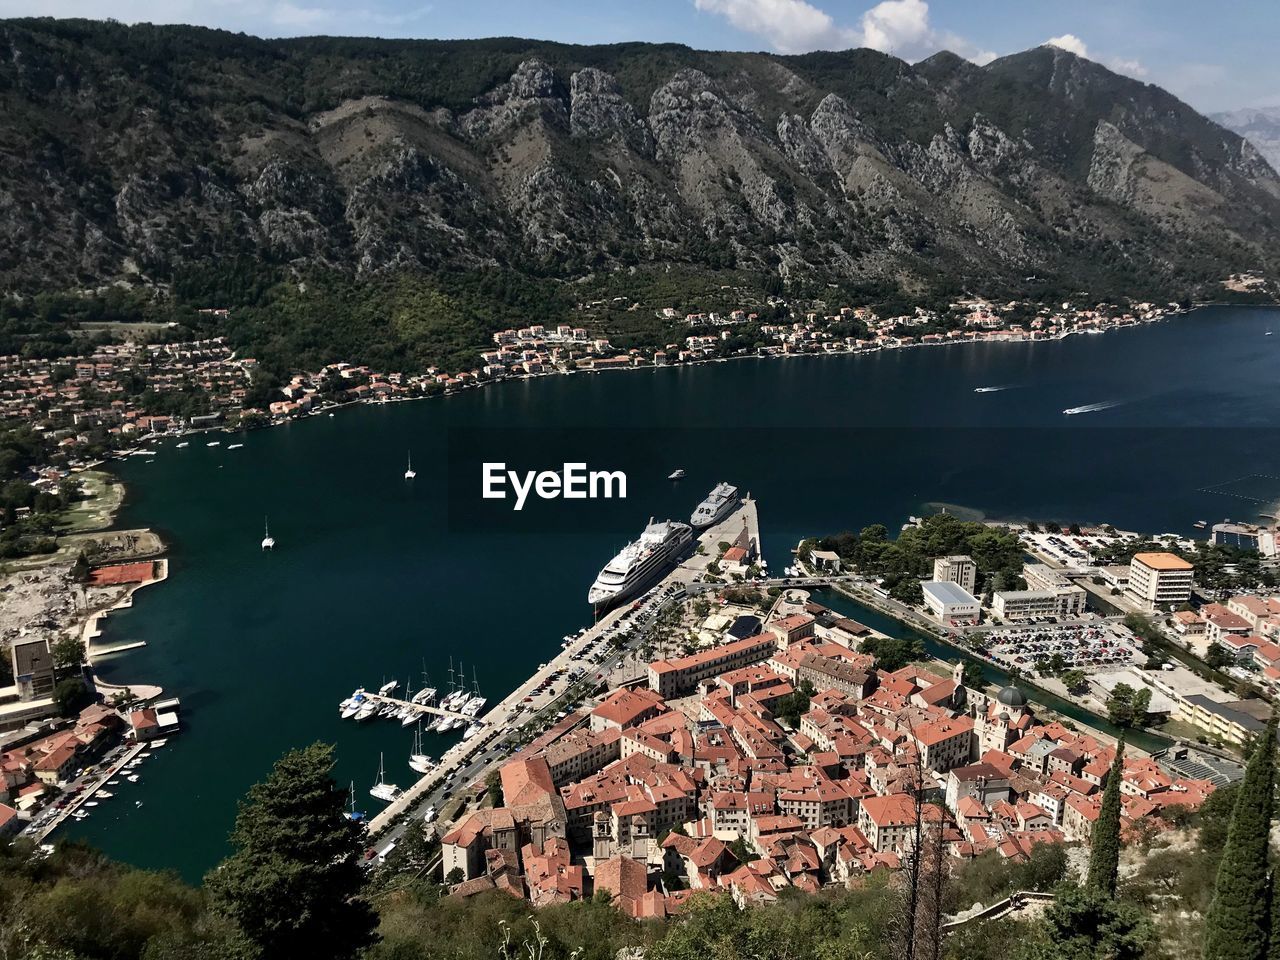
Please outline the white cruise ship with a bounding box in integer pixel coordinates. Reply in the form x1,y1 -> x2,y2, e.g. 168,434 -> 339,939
588,519 -> 692,607
690,482 -> 739,529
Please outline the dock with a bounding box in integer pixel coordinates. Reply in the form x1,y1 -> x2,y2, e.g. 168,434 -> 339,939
31,741 -> 148,843
358,692 -> 474,724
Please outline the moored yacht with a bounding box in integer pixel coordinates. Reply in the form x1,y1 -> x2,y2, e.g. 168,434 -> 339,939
690,482 -> 739,529
588,518 -> 692,608
370,753 -> 402,803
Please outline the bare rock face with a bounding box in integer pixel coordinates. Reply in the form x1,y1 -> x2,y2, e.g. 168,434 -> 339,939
569,68 -> 653,155
460,59 -> 568,140
2,23 -> 1280,295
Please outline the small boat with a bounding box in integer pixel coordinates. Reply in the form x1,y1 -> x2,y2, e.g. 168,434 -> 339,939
1193,520 -> 1207,529
151,739 -> 168,747
404,451 -> 417,481
228,443 -> 244,450
668,469 -> 685,480
1267,329 -> 1274,337
127,774 -> 140,783
378,680 -> 398,696
84,801 -> 98,807
343,782 -> 366,822
355,700 -> 378,721
97,791 -> 114,799
107,780 -> 120,786
135,801 -> 143,808
261,516 -> 275,551
176,442 -> 189,448
328,413 -> 335,418
370,754 -> 402,802
409,725 -> 434,774
206,441 -> 221,447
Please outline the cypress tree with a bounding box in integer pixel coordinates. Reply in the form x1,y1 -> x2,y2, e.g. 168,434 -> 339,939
1204,718 -> 1276,960
1270,867 -> 1280,960
206,742 -> 378,960
1086,737 -> 1125,897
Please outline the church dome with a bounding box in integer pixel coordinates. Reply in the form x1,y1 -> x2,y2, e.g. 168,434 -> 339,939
995,685 -> 1027,709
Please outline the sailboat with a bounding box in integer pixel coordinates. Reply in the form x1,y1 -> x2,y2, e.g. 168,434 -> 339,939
261,517 -> 275,551
404,451 -> 417,480
409,724 -> 434,775
344,781 -> 366,822
370,753 -> 402,803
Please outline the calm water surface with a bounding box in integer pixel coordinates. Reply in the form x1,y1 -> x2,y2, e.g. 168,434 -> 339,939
68,305 -> 1280,880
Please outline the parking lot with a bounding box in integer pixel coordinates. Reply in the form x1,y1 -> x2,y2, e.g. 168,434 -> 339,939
1022,529 -> 1127,568
974,621 -> 1141,674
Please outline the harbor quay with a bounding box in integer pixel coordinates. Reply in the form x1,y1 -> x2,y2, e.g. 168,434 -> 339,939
366,496 -> 773,839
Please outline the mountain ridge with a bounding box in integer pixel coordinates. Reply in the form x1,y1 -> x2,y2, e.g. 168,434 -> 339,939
1,20 -> 1277,317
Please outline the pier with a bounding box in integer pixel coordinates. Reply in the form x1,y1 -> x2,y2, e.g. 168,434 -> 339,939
31,742 -> 148,843
366,496 -> 772,837
358,692 -> 474,724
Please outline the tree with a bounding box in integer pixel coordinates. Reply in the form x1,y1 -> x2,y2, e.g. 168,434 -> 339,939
51,637 -> 85,670
486,769 -> 504,808
1206,642 -> 1236,670
445,866 -> 465,885
1061,669 -> 1087,692
1024,884 -> 1151,960
205,743 -> 378,960
1106,684 -> 1150,727
960,660 -> 984,690
70,551 -> 91,584
861,635 -> 925,673
1203,718 -> 1276,960
1087,739 -> 1124,898
53,677 -> 90,717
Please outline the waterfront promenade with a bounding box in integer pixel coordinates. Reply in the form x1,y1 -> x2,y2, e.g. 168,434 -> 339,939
366,498 -> 775,837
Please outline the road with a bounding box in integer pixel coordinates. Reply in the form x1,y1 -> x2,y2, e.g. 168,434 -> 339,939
366,498 -> 770,854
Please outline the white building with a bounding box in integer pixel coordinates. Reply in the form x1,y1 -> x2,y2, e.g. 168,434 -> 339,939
1125,552 -> 1194,611
932,555 -> 977,594
922,581 -> 981,622
992,586 -> 1086,622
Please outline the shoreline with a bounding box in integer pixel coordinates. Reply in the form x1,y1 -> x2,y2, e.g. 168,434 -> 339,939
114,297 -> 1258,451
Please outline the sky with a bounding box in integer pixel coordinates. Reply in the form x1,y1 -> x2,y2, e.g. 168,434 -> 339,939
2,0 -> 1275,114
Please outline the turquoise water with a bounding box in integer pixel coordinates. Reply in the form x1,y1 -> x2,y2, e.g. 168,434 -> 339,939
68,305 -> 1280,880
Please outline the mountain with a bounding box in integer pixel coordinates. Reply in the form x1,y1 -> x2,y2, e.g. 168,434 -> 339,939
1211,106 -> 1280,177
1,21 -> 1277,330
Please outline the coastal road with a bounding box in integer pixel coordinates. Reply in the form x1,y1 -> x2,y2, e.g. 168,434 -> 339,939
365,498 -> 769,852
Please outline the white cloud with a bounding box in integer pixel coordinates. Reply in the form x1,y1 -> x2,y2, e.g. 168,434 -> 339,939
1044,34 -> 1146,80
695,0 -> 994,64
693,0 -> 855,53
859,0 -> 929,54
1045,33 -> 1089,58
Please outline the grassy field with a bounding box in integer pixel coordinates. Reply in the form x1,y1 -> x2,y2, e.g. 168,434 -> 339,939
56,470 -> 124,534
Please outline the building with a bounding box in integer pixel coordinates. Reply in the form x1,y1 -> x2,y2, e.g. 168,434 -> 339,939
11,638 -> 55,701
590,688 -> 666,732
932,555 -> 977,593
1125,553 -> 1193,611
648,634 -> 776,699
992,586 -> 1086,622
922,581 -> 981,623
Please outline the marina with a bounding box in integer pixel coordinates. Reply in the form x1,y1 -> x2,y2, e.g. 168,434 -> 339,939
66,304 -> 1280,879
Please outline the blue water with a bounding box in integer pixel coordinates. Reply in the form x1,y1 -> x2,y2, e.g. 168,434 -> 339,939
68,304 -> 1280,880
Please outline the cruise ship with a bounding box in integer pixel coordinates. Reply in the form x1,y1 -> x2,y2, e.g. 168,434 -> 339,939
588,519 -> 692,608
690,482 -> 739,529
